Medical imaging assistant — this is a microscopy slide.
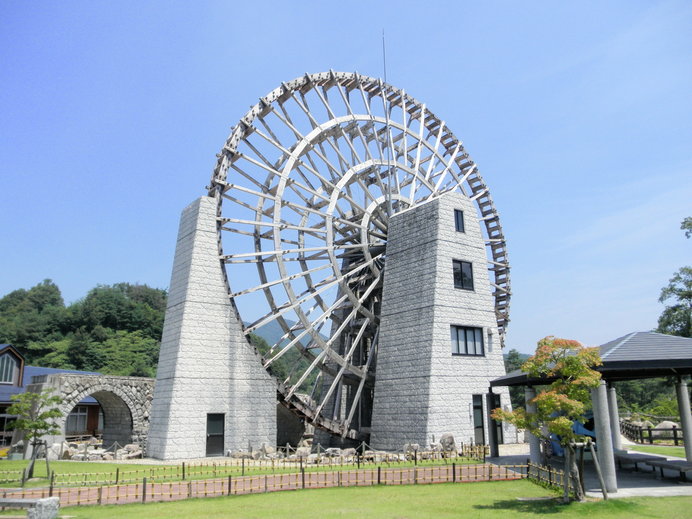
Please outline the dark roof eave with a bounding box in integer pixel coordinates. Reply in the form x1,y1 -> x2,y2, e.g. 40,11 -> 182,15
491,360 -> 692,387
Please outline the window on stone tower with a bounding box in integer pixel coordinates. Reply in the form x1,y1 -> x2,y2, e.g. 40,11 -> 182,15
454,209 -> 465,232
451,325 -> 485,356
453,260 -> 473,290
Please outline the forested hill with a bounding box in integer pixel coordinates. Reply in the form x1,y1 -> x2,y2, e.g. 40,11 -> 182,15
0,280 -> 166,377
0,280 -> 318,386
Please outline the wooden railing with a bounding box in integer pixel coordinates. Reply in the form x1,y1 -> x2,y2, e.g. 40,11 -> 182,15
620,421 -> 685,446
526,462 -> 565,490
1,462 -> 529,508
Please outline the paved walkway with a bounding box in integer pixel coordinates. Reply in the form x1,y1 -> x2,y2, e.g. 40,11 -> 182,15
487,444 -> 692,499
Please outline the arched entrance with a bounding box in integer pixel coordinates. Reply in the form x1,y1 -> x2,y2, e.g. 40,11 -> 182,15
27,374 -> 154,449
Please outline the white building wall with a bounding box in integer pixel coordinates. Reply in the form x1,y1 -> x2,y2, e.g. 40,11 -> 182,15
370,192 -> 512,450
147,196 -> 276,459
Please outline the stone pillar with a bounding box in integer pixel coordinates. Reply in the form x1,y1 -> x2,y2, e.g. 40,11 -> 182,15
675,377 -> 692,462
607,384 -> 622,451
525,386 -> 541,464
147,196 -> 276,459
591,380 -> 617,492
487,389 -> 499,457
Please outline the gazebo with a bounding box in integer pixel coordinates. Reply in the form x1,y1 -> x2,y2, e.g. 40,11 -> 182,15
490,331 -> 692,492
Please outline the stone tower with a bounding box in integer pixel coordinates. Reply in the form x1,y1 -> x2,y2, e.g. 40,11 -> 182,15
370,192 -> 512,450
147,196 -> 276,459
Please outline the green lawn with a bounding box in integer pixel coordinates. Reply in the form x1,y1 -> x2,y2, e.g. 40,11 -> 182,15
629,445 -> 687,458
54,480 -> 692,519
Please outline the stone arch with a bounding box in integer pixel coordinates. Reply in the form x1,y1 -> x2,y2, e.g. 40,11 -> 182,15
29,374 -> 154,449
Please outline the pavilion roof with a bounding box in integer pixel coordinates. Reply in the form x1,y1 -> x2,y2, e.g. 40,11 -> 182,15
490,331 -> 692,387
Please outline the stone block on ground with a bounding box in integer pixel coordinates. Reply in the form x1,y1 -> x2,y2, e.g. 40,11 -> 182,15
27,497 -> 59,519
653,421 -> 680,438
296,446 -> 311,458
440,433 -> 457,452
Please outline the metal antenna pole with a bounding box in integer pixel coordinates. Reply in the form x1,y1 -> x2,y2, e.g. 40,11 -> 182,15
382,30 -> 393,216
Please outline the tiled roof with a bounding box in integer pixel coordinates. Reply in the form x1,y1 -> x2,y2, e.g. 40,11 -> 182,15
492,331 -> 692,386
599,331 -> 692,363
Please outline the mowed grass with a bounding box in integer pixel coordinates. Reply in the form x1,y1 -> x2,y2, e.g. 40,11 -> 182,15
629,445 -> 687,458
58,480 -> 692,519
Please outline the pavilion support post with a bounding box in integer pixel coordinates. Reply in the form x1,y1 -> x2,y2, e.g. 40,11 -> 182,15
607,384 -> 622,451
675,377 -> 692,462
487,388 -> 499,458
591,380 -> 617,493
525,387 -> 541,464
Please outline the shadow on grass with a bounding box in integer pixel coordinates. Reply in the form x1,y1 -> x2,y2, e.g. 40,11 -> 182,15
473,498 -> 565,515
474,497 -> 644,516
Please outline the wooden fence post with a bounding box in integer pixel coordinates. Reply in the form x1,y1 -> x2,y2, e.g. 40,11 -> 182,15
142,477 -> 147,504
115,468 -> 120,485
301,467 -> 305,489
97,486 -> 103,505
182,462 -> 186,480
452,462 -> 456,483
377,466 -> 381,485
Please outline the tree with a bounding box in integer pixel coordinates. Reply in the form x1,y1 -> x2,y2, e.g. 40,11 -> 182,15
503,348 -> 527,411
0,281 -> 167,377
249,333 -> 318,392
614,377 -> 675,415
682,217 -> 692,239
66,328 -> 104,371
657,266 -> 692,338
492,336 -> 602,502
7,389 -> 63,478
656,217 -> 691,338
0,280 -> 67,355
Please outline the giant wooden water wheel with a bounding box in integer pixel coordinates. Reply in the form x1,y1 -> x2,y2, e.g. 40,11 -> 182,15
209,71 -> 510,440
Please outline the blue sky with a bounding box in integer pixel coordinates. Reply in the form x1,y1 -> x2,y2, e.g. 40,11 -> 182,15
1,1 -> 690,354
